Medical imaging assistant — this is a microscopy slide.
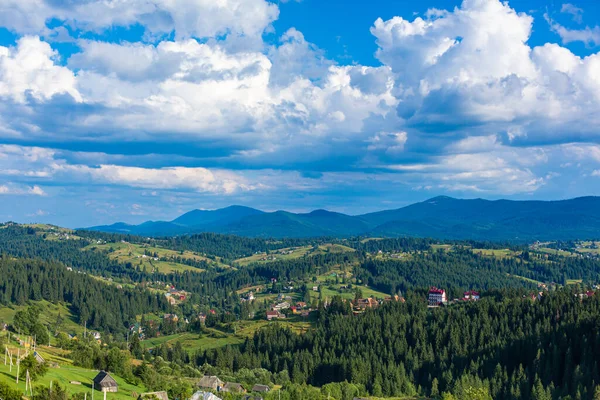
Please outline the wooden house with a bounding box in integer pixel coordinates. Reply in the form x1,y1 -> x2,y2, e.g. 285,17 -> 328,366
93,371 -> 118,393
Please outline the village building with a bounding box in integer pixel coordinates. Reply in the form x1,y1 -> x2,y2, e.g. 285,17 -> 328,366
272,302 -> 290,311
33,351 -> 45,364
266,311 -> 285,321
222,382 -> 246,393
140,391 -> 169,400
191,392 -> 222,400
428,287 -> 447,306
198,376 -> 224,391
252,384 -> 270,393
163,314 -> 179,322
354,298 -> 378,310
93,371 -> 118,393
463,290 -> 480,301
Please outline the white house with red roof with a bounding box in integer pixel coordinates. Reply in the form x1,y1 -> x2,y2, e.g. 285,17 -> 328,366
428,287 -> 447,306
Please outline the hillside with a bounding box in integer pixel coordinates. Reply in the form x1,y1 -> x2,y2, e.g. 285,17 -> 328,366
86,196 -> 600,241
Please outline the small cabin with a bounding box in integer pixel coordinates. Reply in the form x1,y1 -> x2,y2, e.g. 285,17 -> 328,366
93,371 -> 118,393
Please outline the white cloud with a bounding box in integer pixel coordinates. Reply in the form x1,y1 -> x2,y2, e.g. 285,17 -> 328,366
0,183 -> 46,196
546,13 -> 600,46
0,36 -> 81,103
561,3 -> 584,24
0,0 -> 279,42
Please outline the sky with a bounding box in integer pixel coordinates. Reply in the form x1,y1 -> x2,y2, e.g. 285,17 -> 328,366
0,0 -> 600,227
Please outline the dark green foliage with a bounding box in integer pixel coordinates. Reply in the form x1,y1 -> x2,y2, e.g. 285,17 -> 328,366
0,379 -> 23,400
197,291 -> 600,400
19,353 -> 48,381
0,257 -> 168,334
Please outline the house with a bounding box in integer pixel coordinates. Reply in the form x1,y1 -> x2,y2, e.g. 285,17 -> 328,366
428,287 -> 447,306
198,376 -> 224,391
251,384 -> 270,393
166,296 -> 177,306
140,391 -> 169,400
463,290 -> 480,301
191,391 -> 222,400
266,311 -> 285,321
312,286 -> 319,291
91,331 -> 101,340
33,351 -> 45,364
222,382 -> 245,393
354,298 -> 378,310
272,302 -> 290,311
93,371 -> 118,393
290,306 -> 299,314
296,302 -> 307,309
163,314 -> 179,322
198,313 -> 207,325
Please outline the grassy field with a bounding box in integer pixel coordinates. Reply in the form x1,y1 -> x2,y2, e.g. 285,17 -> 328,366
0,301 -> 83,339
142,319 -> 313,353
536,247 -> 574,257
431,244 -> 453,251
82,241 -> 225,273
0,353 -> 146,400
143,331 -> 243,352
472,248 -> 518,258
507,274 -> 545,286
566,279 -> 584,285
235,244 -> 355,266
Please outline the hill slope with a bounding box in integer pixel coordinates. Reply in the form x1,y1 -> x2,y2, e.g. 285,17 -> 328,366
86,196 -> 600,241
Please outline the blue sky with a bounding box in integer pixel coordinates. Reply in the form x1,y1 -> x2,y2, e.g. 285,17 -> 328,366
0,0 -> 600,227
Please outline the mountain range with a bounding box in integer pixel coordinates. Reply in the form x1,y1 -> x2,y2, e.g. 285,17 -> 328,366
86,196 -> 600,241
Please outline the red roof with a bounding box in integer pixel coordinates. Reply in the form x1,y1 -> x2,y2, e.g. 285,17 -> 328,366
429,287 -> 445,294
464,290 -> 480,296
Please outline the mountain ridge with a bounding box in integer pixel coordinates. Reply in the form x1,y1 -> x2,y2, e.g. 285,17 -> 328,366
85,196 -> 600,241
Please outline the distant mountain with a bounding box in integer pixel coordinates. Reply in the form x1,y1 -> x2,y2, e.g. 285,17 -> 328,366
172,205 -> 264,227
86,196 -> 600,241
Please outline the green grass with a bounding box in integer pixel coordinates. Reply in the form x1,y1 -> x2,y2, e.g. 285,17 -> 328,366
0,355 -> 146,400
142,332 -> 243,352
472,249 -> 517,258
507,274 -> 545,285
566,279 -> 583,285
235,246 -> 313,266
82,241 -> 223,273
142,319 -> 314,353
311,284 -> 390,302
431,244 -> 453,251
0,301 -> 83,339
235,244 -> 355,266
536,247 -> 574,257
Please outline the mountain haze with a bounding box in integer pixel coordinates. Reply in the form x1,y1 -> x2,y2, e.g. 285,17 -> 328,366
86,196 -> 600,241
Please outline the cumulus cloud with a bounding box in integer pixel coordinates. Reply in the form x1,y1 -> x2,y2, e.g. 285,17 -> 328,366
0,0 -> 279,41
1,0 -> 600,218
0,36 -> 81,103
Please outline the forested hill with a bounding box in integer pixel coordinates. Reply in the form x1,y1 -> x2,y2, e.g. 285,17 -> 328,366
85,196 -> 600,241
